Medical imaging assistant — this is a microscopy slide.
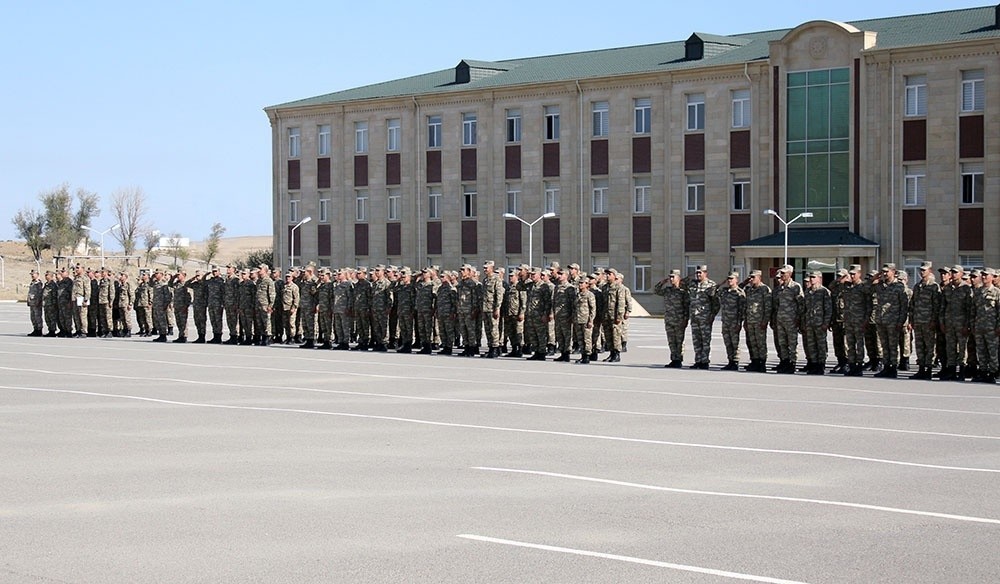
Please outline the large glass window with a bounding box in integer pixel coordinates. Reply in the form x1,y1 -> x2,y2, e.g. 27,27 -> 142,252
428,186 -> 442,219
786,68 -> 851,223
505,183 -> 521,216
633,257 -> 651,292
506,109 -> 521,143
961,162 -> 984,204
318,125 -> 330,156
544,181 -> 559,215
387,118 -> 401,152
961,70 -> 985,113
463,184 -> 477,218
592,101 -> 609,137
732,177 -> 750,211
427,115 -> 442,148
354,121 -> 368,154
905,75 -> 927,117
634,98 -> 651,134
686,176 -> 705,212
633,177 -> 650,213
288,127 -> 300,158
463,113 -> 477,146
355,190 -> 368,221
687,93 -> 705,131
732,90 -> 751,128
545,105 -> 560,140
592,179 -> 608,214
387,188 -> 401,220
904,165 -> 925,206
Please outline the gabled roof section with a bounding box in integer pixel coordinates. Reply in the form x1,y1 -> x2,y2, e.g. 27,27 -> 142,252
685,32 -> 751,60
266,5 -> 1000,111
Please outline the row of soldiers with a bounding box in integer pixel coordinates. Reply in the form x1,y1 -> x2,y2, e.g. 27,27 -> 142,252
651,261 -> 1000,382
26,261 -> 635,365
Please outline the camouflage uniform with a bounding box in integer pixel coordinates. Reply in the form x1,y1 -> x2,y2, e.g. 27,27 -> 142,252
601,272 -> 628,361
551,277 -> 575,360
97,273 -> 114,336
189,273 -> 209,342
238,273 -> 257,344
972,273 -> 999,381
771,271 -> 804,373
42,274 -> 59,335
525,272 -> 554,360
151,273 -> 173,341
456,271 -> 481,355
206,272 -> 226,342
224,270 -> 242,342
297,271 -> 319,347
687,269 -> 719,367
27,274 -> 43,335
115,275 -> 134,337
828,272 -> 849,371
58,273 -> 75,336
316,273 -> 335,348
802,274 -> 832,374
395,273 -> 416,352
351,274 -> 372,350
370,272 -> 393,351
171,275 -> 193,341
873,266 -> 909,377
743,276 -> 772,372
415,276 -> 437,353
255,270 -> 276,344
909,266 -> 941,378
502,275 -> 525,357
718,275 -> 747,369
480,266 -> 504,355
281,276 -> 300,343
841,273 -> 869,375
134,275 -> 153,336
436,277 -> 458,354
572,283 -> 597,363
863,274 -> 882,368
332,275 -> 354,348
271,272 -> 284,342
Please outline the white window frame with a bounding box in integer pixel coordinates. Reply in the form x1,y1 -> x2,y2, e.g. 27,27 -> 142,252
427,186 -> 442,219
732,89 -> 751,128
506,109 -> 521,143
686,176 -> 705,212
961,162 -> 984,205
354,121 -> 369,154
505,183 -> 521,216
462,112 -> 477,146
355,190 -> 369,222
685,257 -> 704,277
592,179 -> 609,215
634,98 -> 651,134
903,165 -> 926,206
463,184 -> 477,218
633,177 -> 651,214
319,198 -> 330,223
903,257 -> 923,285
687,93 -> 705,131
959,254 -> 984,270
318,124 -> 331,156
592,101 -> 609,137
544,105 -> 560,141
904,75 -> 927,117
591,256 -> 609,273
289,199 -> 299,223
633,257 -> 651,292
961,70 -> 985,113
288,127 -> 301,158
427,115 -> 442,148
387,188 -> 401,221
544,181 -> 559,215
732,178 -> 750,211
387,118 -> 401,152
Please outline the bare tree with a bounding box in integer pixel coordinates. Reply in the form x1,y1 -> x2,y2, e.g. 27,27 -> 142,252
11,206 -> 48,264
168,232 -> 190,269
72,188 -> 101,248
110,186 -> 150,263
142,229 -> 160,267
201,222 -> 226,267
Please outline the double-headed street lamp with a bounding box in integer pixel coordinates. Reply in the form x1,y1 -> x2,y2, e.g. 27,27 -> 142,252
763,209 -> 813,267
503,211 -> 555,268
289,216 -> 312,269
82,224 -> 120,268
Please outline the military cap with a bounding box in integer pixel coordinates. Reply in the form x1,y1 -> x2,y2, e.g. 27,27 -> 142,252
727,272 -> 740,279
669,269 -> 681,277
30,269 -> 39,275
387,265 -> 399,272
240,268 -> 250,275
836,268 -> 849,277
284,272 -> 293,278
952,265 -> 964,273
779,265 -> 793,273
961,273 -> 971,280
483,260 -> 495,268
568,263 -> 581,270
225,263 -> 234,268
589,272 -> 601,279
694,264 -> 708,272
258,263 -> 269,271
531,267 -> 542,275
919,261 -> 932,270
518,263 -> 530,271
429,265 -> 440,272
194,270 -> 203,276
749,269 -> 762,277
400,267 -> 412,276
372,264 -> 385,271
849,264 -> 861,272
809,270 -> 823,278
970,269 -> 981,278
154,268 -> 163,275
985,268 -> 997,276
461,263 -> 474,270
604,267 -> 619,276
938,267 -> 948,273
587,273 -> 598,281
881,263 -> 896,272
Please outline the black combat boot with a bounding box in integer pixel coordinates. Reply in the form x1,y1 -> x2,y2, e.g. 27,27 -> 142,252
194,335 -> 206,344
153,334 -> 167,343
173,336 -> 187,343
419,343 -> 432,355
528,351 -> 546,361
554,351 -> 570,362
589,351 -> 598,362
665,360 -> 682,369
398,343 -> 412,354
897,357 -> 910,371
608,350 -> 621,363
576,353 -> 590,364
722,361 -> 738,371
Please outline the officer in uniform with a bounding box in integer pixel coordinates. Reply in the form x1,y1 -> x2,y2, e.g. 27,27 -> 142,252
771,265 -> 804,374
115,271 -> 134,337
687,265 -> 719,369
842,265 -> 868,376
525,268 -> 554,361
873,263 -> 909,378
971,268 -> 999,383
601,268 -> 628,363
828,268 -> 850,373
369,265 -> 393,352
188,270 -> 208,343
224,264 -> 242,344
394,268 -> 416,353
719,272 -> 747,370
572,277 -> 597,364
351,267 -> 372,351
206,266 -> 226,343
42,271 -> 59,336
297,265 -> 319,349
551,268 -> 575,362
71,264 -> 91,338
172,270 -> 193,343
281,271 -> 300,344
26,270 -> 43,336
654,270 -> 689,368
134,271 -> 153,336
802,271 -> 832,375
480,261 -> 504,358
315,268 -> 334,349
909,261 -> 941,380
743,269 -> 772,372
151,269 -> 173,343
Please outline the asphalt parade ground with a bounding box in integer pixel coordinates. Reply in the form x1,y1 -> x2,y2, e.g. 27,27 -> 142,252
0,302 -> 998,583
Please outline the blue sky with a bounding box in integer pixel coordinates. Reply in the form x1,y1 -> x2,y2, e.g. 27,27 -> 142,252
0,0 -> 982,246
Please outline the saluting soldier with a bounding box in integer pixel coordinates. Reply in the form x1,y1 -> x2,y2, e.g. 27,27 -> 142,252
238,269 -> 257,345
151,269 -> 173,343
909,261 -> 941,380
802,271 -> 832,375
601,268 -> 628,363
205,266 -> 226,343
134,271 -> 153,337
654,269 -> 689,368
224,264 -> 242,344
971,268 -> 1000,383
115,272 -> 134,338
351,267 -> 372,351
525,268 -> 554,361
315,268 -> 335,349
171,270 -> 193,343
742,270 -> 772,372
254,264 -> 276,346
718,272 -> 747,371
687,265 -> 719,369
551,268 -> 575,362
332,268 -> 355,350
71,265 -> 91,338
188,270 -> 208,343
480,261 -> 504,358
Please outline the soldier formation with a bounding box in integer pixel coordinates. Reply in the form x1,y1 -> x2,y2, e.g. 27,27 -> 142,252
652,261 -> 1000,383
24,261 -> 634,365
23,259 -> 999,382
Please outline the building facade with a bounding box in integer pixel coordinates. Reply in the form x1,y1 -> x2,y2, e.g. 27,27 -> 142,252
265,6 -> 1000,310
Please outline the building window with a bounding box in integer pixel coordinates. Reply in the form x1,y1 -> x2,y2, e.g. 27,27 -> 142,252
732,178 -> 750,211
591,256 -> 609,273
318,124 -> 331,156
903,165 -> 926,206
634,98 -> 651,134
732,89 -> 751,128
506,109 -> 521,143
687,93 -> 705,131
904,75 -> 927,117
544,181 -> 559,215
428,186 -> 442,219
633,177 -> 651,214
959,254 -> 984,270
354,121 -> 368,154
904,257 -> 924,285
730,261 -> 745,281
592,101 -> 609,137
686,176 -> 705,212
462,112 -> 477,146
427,115 -> 442,148
387,188 -> 401,221
633,257 -> 651,292
387,118 -> 401,152
685,257 -> 704,277
961,70 -> 985,113
786,68 -> 850,223
355,191 -> 369,222
289,199 -> 299,223
319,198 -> 330,223
463,184 -> 477,218
592,179 -> 609,215
545,105 -> 560,140
505,183 -> 521,216
961,162 -> 984,204
288,127 -> 300,158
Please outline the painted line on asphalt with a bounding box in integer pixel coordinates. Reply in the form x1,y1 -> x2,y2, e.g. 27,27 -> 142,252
455,535 -> 810,584
3,364 -> 998,443
473,467 -> 1000,525
2,384 -> 999,474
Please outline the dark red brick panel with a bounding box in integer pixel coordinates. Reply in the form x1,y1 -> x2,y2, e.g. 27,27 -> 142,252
543,217 -> 560,255
427,222 -> 442,255
958,208 -> 983,251
386,222 -> 401,256
543,142 -> 560,177
354,223 -> 369,256
901,209 -> 926,252
287,159 -> 300,190
505,219 -> 521,254
591,217 -> 609,253
685,215 -> 705,252
354,155 -> 368,187
902,119 -> 926,162
386,153 -> 401,185
960,115 -> 984,159
317,157 -> 331,189
461,148 -> 477,181
505,145 -> 521,180
730,130 -> 751,169
317,224 -> 331,257
684,134 -> 705,171
426,150 -> 442,184
632,137 -> 651,173
632,216 -> 651,253
461,220 -> 478,255
591,140 -> 609,176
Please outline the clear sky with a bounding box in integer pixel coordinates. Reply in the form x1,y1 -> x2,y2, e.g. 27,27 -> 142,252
0,0 -> 983,247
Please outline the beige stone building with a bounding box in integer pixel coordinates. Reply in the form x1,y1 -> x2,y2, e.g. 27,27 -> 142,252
265,5 -> 1000,310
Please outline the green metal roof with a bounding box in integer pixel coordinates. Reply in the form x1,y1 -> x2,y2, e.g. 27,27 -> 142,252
734,228 -> 880,248
267,5 -> 1000,111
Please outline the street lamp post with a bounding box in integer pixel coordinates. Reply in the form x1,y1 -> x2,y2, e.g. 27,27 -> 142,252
289,216 -> 312,269
763,209 -> 813,267
82,224 -> 120,268
503,211 -> 555,268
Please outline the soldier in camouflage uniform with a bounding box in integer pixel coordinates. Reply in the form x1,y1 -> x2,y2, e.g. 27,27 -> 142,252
281,272 -> 300,344
88,269 -> 99,336
971,268 -> 1000,383
350,268 -> 372,351
524,268 -> 554,361
654,269 -> 689,368
115,272 -> 134,337
966,270 -> 982,380
238,269 -> 257,345
331,268 -> 354,350
96,268 -> 114,338
57,269 -> 74,337
573,277 -> 597,364
480,261 -> 504,358
170,271 -> 192,343
896,270 -> 913,371
270,268 -> 284,344
502,271 -> 526,358
205,267 -> 225,343
718,272 -> 747,371
26,270 -> 44,336
188,270 -> 208,343
686,265 -> 719,369
873,263 -> 909,378
771,265 -> 804,374
254,265 -> 276,346
601,268 -> 628,363
550,268 -> 575,362
315,268 -> 335,349
42,271 -> 59,336
415,268 -> 438,354
455,264 -> 481,356
224,265 -> 242,344
151,270 -> 173,342
828,268 -> 850,373
802,271 -> 832,375
134,272 -> 152,336
435,271 -> 458,355
842,266 -> 868,376
297,265 -> 319,349
742,269 -> 772,372
933,267 -> 952,374
589,272 -> 607,361
863,271 -> 882,371
909,261 -> 941,380
369,265 -> 393,352
394,268 -> 416,353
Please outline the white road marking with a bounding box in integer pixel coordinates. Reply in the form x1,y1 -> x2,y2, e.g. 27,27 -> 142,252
473,467 -> 1000,525
2,384 -> 999,474
455,534 -> 811,584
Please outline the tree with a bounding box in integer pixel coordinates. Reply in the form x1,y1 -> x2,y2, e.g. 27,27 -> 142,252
11,207 -> 48,263
201,222 -> 226,267
235,249 -> 273,271
167,232 -> 190,269
142,229 -> 160,267
39,184 -> 100,257
110,186 -> 150,263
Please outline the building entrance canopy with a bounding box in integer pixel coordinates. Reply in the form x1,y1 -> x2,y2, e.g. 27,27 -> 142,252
732,228 -> 879,261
